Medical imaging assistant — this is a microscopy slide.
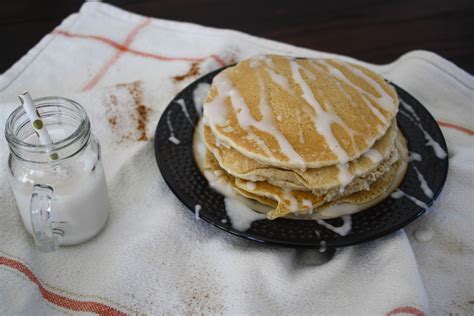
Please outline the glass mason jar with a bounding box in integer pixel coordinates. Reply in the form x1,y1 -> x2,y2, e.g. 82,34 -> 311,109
5,97 -> 110,252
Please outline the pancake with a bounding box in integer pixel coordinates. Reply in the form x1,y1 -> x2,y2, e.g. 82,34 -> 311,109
316,131 -> 408,213
199,126 -> 408,220
203,54 -> 399,169
203,149 -> 325,220
203,120 -> 397,193
234,144 -> 403,220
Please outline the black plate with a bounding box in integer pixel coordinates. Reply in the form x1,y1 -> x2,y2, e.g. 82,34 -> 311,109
154,67 -> 448,248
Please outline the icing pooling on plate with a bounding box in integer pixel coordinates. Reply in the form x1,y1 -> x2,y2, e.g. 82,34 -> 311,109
414,227 -> 434,242
400,100 -> 447,159
409,151 -> 422,162
192,83 -> 211,116
412,165 -> 434,198
166,109 -> 180,144
391,189 -> 428,209
316,215 -> 352,236
194,204 -> 201,220
176,99 -> 194,126
224,197 -> 266,231
319,240 -> 327,253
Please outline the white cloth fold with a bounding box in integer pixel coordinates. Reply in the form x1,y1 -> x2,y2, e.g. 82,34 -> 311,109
0,2 -> 472,315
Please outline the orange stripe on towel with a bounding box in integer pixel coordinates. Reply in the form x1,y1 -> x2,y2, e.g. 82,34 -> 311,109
81,18 -> 152,91
0,256 -> 127,315
437,120 -> 474,136
51,25 -> 226,92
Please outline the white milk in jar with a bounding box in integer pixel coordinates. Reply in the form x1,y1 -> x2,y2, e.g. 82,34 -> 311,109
5,97 -> 110,251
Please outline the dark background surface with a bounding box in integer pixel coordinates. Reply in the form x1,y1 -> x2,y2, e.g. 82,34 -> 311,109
2,0 -> 474,74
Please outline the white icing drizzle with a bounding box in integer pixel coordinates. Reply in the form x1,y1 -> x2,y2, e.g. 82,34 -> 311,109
204,170 -> 236,198
264,56 -> 278,68
255,72 -> 305,164
168,136 -> 180,145
282,189 -> 299,213
192,83 -> 211,116
197,142 -> 207,160
414,227 -> 434,242
222,126 -> 234,133
224,197 -> 266,231
176,99 -> 194,126
245,181 -> 257,190
289,60 -> 351,162
246,130 -> 275,158
391,189 -> 428,209
221,218 -> 228,224
250,56 -> 304,144
207,71 -> 305,166
166,110 -> 180,144
266,67 -> 295,96
409,151 -> 422,162
302,199 -> 313,211
202,75 -> 230,126
399,100 -> 447,159
316,215 -> 352,236
337,163 -> 352,187
314,60 -> 389,127
412,165 -> 434,198
214,133 -> 231,149
295,108 -> 305,144
318,240 -> 327,253
363,148 -> 383,163
400,98 -> 421,122
194,204 -> 201,220
331,59 -> 396,112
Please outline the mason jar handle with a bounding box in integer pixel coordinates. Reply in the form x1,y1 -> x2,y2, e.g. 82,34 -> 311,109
30,184 -> 63,252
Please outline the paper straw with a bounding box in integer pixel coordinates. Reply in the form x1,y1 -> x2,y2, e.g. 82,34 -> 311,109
18,91 -> 58,160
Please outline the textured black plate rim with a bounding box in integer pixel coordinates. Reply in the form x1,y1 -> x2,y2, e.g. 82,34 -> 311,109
155,66 -> 449,249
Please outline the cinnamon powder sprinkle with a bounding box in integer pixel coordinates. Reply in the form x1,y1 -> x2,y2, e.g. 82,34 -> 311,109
127,81 -> 150,141
105,81 -> 151,142
173,61 -> 201,82
136,104 -> 149,141
108,116 -> 117,127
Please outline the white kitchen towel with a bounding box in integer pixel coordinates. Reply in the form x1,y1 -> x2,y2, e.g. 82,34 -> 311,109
0,2 -> 473,315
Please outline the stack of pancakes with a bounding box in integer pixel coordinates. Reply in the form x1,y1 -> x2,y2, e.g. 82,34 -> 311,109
199,55 -> 407,220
